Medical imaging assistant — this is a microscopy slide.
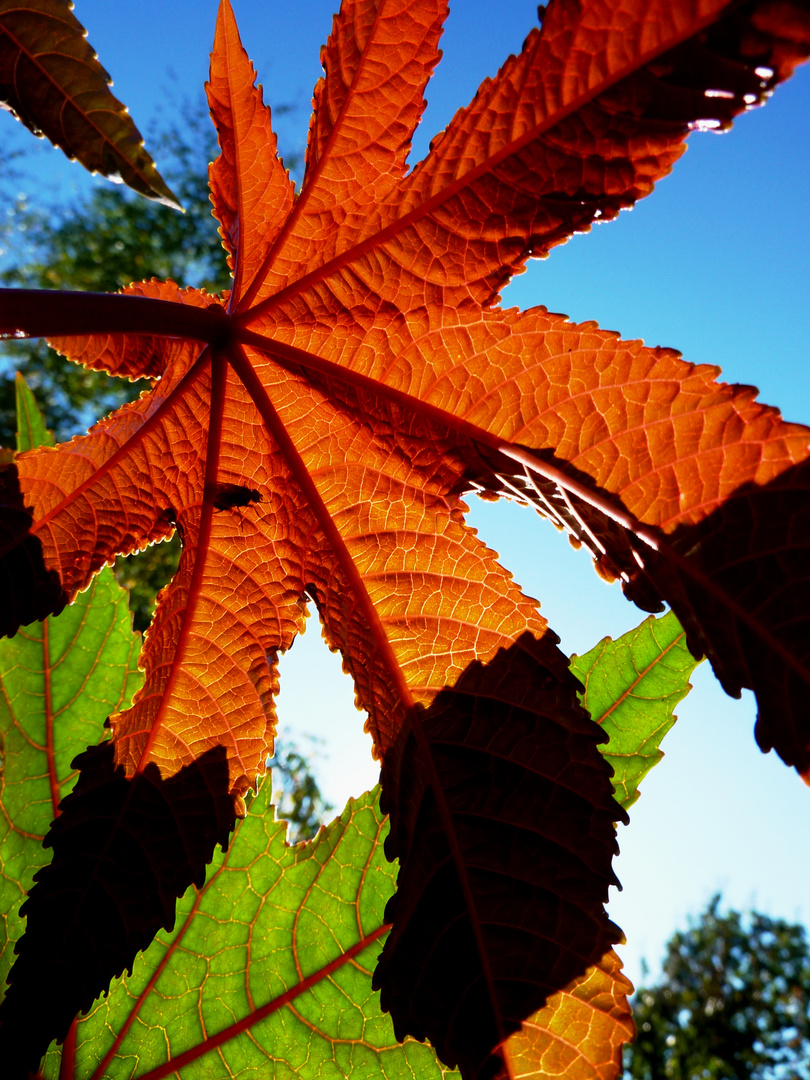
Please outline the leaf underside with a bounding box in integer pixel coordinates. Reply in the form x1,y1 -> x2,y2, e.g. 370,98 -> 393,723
43,783 -> 427,1080
0,0 -> 808,1075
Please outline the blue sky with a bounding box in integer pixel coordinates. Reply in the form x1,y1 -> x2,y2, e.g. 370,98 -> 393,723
2,0 -> 808,991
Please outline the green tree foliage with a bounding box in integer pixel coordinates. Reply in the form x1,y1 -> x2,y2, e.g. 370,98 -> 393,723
112,537 -> 184,632
269,738 -> 335,843
625,896 -> 810,1080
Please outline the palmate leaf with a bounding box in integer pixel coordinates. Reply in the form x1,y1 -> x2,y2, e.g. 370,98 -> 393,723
0,375 -> 143,997
0,0 -> 808,1076
0,0 -> 178,205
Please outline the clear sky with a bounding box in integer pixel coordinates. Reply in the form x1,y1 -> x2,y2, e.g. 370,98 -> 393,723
1,0 -> 808,992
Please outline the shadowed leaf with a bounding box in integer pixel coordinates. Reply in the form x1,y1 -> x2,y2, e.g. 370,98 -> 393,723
491,612 -> 701,1079
640,466 -> 810,776
0,376 -> 143,998
375,634 -> 625,1080
0,0 -> 178,205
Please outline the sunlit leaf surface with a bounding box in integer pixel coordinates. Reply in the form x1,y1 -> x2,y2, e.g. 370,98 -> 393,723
36,782 -> 458,1080
573,611 -> 701,812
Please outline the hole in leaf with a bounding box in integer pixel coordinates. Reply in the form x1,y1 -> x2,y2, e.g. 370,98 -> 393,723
465,495 -> 648,654
267,735 -> 333,844
275,603 -> 379,817
114,531 -> 182,633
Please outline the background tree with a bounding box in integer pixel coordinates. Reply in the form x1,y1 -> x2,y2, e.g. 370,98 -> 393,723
625,896 -> 810,1080
268,737 -> 334,842
0,105 -> 231,445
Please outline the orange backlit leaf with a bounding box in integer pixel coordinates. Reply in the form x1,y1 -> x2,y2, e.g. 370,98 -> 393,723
501,950 -> 635,1080
206,1 -> 295,298
0,0 -> 808,1077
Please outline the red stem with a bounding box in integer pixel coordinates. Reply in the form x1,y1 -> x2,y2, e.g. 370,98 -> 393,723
57,1018 -> 76,1080
0,289 -> 229,344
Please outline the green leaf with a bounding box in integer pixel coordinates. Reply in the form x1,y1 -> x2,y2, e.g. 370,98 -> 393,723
14,370 -> 53,451
0,0 -> 179,206
41,781 -> 458,1080
571,611 -> 701,812
0,376 -> 143,994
